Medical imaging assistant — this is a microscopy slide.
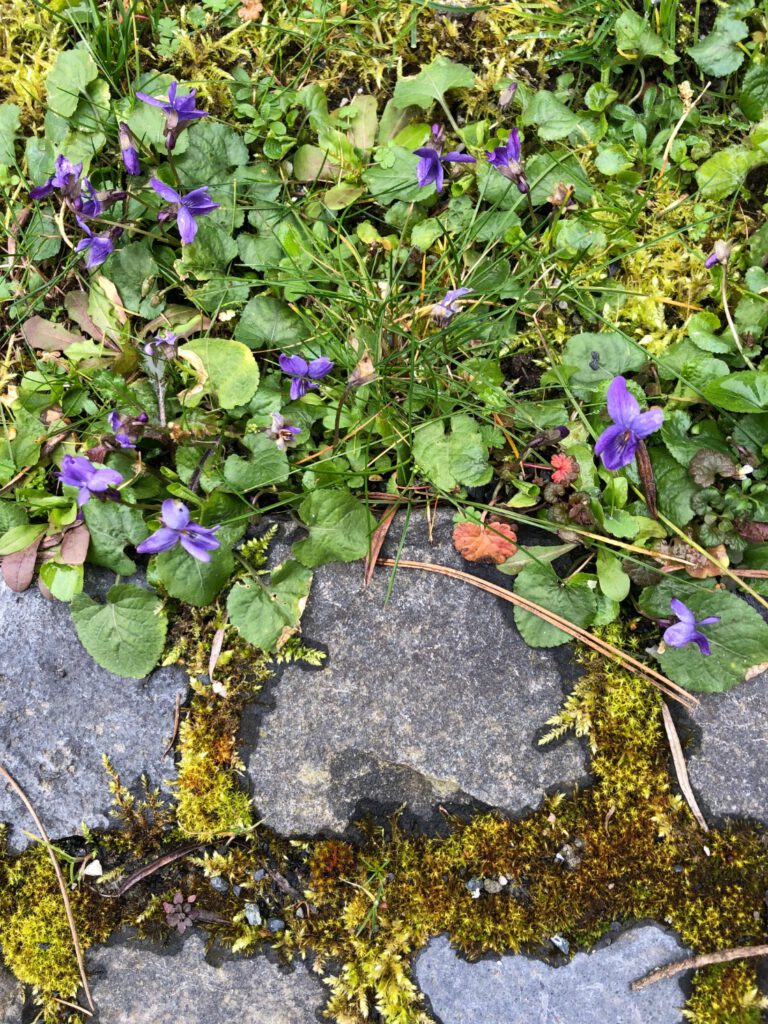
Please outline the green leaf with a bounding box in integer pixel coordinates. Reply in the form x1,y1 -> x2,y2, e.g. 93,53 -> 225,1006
178,220 -> 238,280
46,48 -> 99,118
293,488 -> 375,567
0,103 -> 20,166
83,502 -> 149,575
223,432 -> 290,491
594,144 -> 633,175
392,56 -> 475,110
411,219 -> 444,250
689,14 -> 748,77
154,543 -> 235,606
563,331 -> 645,389
596,548 -> 630,602
179,338 -> 260,409
293,144 -> 341,182
513,562 -> 597,647
0,523 -> 46,556
638,581 -> 768,692
362,148 -> 426,203
234,295 -> 307,349
740,64 -> 768,121
39,562 -> 83,602
703,372 -> 768,413
696,145 -> 763,200
526,150 -> 594,206
324,183 -> 365,210
71,584 -> 167,679
652,449 -> 696,526
174,120 -> 249,187
614,11 -> 678,64
412,414 -> 492,492
228,560 -> 313,650
521,91 -> 580,141
496,542 -> 576,576
103,241 -> 160,317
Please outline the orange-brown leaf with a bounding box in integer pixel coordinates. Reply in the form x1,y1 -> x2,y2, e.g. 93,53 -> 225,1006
453,520 -> 517,564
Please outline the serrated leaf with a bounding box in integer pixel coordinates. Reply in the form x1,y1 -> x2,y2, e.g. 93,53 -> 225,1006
83,502 -> 149,575
228,560 -> 313,650
392,56 -> 475,111
412,415 -> 492,492
689,449 -> 738,487
292,488 -> 375,567
71,584 -> 167,679
46,48 -> 99,117
614,11 -> 678,64
689,14 -> 747,77
639,580 -> 768,692
223,432 -> 290,491
704,372 -> 768,413
740,64 -> 768,121
179,338 -> 260,409
154,543 -> 235,606
234,295 -> 307,349
512,562 -> 597,647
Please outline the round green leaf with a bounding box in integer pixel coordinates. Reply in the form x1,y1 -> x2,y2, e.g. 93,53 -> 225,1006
293,488 -> 375,567
228,560 -> 313,651
154,544 -> 235,607
179,338 -> 260,410
513,562 -> 597,647
71,584 -> 167,679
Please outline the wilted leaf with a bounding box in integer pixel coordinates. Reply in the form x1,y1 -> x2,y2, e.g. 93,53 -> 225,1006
59,523 -> 91,565
1,534 -> 43,591
22,316 -> 83,351
238,0 -> 262,18
453,519 -> 517,564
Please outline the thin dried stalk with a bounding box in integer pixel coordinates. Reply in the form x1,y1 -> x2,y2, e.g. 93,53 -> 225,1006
632,944 -> 768,990
661,702 -> 708,831
0,764 -> 95,1012
377,558 -> 697,709
116,841 -> 207,898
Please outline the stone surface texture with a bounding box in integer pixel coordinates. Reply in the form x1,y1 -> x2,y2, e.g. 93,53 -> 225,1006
0,579 -> 187,851
0,967 -> 23,1023
415,926 -> 690,1024
242,510 -> 587,835
686,673 -> 768,823
88,934 -> 325,1023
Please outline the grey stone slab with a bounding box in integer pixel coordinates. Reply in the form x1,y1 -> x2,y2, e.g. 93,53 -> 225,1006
242,510 -> 587,835
0,578 -> 187,851
685,673 -> 768,823
0,967 -> 23,1023
415,926 -> 691,1024
88,934 -> 325,1023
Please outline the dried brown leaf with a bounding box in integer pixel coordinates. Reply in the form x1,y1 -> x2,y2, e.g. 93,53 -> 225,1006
2,535 -> 43,592
453,520 -> 517,564
22,316 -> 83,351
60,524 -> 91,566
238,0 -> 263,19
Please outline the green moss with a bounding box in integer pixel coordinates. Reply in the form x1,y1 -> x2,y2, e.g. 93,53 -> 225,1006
0,843 -> 115,1022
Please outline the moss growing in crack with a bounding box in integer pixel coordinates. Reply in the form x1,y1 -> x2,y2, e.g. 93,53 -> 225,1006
0,842 -> 116,1022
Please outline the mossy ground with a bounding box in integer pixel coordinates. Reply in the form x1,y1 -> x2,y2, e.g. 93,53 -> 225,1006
1,617 -> 767,1024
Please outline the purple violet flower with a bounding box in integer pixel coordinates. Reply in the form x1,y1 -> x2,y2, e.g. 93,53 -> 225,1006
149,178 -> 219,245
266,412 -> 301,450
279,353 -> 334,400
136,499 -> 221,562
413,124 -> 476,192
662,599 -> 720,656
594,376 -> 664,471
486,129 -> 529,194
144,330 -> 178,357
108,410 -> 148,449
59,455 -> 123,506
135,80 -> 208,150
704,239 -> 731,269
78,180 -> 127,218
75,217 -> 117,269
29,154 -> 83,202
118,123 -> 141,175
432,287 -> 472,324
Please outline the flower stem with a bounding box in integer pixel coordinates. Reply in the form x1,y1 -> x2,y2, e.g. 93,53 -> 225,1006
721,270 -> 755,369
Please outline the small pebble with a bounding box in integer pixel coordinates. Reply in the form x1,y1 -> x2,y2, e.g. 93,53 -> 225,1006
244,903 -> 262,926
267,918 -> 285,932
483,879 -> 503,894
210,876 -> 229,893
550,934 -> 570,954
232,884 -> 242,897
252,868 -> 266,882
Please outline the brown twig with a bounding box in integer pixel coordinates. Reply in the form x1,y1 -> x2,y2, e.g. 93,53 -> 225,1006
116,842 -> 207,898
0,764 -> 95,1012
632,944 -> 768,991
376,558 -> 697,708
162,692 -> 182,758
364,501 -> 401,586
661,702 -> 708,831
53,997 -> 93,1017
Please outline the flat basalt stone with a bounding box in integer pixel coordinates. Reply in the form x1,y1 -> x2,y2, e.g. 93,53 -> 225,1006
684,672 -> 768,824
0,578 -> 186,851
241,510 -> 587,835
415,925 -> 691,1024
0,967 -> 23,1023
87,934 -> 326,1023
